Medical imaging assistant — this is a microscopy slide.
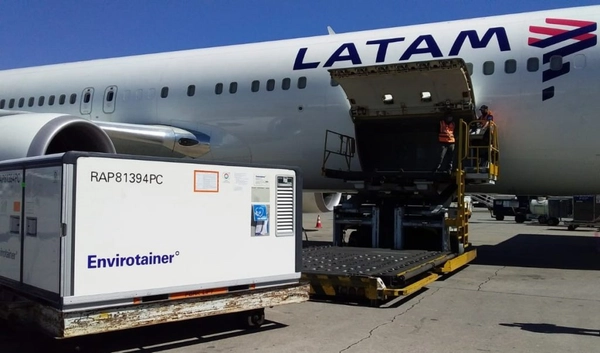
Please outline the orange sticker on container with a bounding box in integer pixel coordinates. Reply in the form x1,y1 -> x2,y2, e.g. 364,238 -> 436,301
193,170 -> 219,193
13,202 -> 20,212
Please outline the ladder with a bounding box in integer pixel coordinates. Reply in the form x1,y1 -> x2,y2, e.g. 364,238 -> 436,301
468,194 -> 496,209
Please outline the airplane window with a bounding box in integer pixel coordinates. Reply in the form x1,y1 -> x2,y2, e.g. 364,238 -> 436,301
0,99 -> 4,109
9,99 -> 15,108
282,78 -> 291,90
527,58 -> 539,72
48,95 -> 55,106
466,63 -> 473,76
18,98 -> 24,108
229,82 -> 237,94
83,92 -> 91,103
504,59 -> 517,74
330,78 -> 339,87
106,91 -> 114,102
215,83 -> 223,95
160,87 -> 169,98
28,97 -> 34,107
298,77 -> 307,89
187,85 -> 195,97
70,94 -> 77,104
550,56 -> 563,71
483,61 -> 494,75
59,94 -> 66,105
251,80 -> 260,92
38,96 -> 45,106
267,79 -> 275,91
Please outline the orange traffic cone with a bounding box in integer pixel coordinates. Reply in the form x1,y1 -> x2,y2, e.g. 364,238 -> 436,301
315,215 -> 322,228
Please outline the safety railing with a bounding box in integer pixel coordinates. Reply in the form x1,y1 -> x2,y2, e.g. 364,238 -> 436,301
463,120 -> 499,179
321,129 -> 356,174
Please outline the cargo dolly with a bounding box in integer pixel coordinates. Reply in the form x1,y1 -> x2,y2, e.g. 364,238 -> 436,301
564,195 -> 600,231
302,59 -> 499,306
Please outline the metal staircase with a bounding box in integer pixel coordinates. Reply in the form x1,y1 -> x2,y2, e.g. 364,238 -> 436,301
468,194 -> 496,209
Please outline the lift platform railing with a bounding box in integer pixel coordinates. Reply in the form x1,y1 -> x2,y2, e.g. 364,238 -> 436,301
321,129 -> 356,175
463,120 -> 499,180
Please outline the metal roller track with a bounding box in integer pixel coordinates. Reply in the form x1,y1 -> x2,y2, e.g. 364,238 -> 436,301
302,246 -> 453,282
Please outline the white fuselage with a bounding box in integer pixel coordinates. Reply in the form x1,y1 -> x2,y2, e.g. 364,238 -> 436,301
0,5 -> 599,195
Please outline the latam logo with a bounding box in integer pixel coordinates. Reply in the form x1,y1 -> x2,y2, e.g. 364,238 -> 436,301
528,18 -> 597,101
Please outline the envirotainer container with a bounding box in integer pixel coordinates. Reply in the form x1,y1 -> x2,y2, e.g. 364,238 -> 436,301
0,151 -> 308,337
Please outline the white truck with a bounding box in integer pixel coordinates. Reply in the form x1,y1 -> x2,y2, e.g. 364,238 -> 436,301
0,151 -> 309,338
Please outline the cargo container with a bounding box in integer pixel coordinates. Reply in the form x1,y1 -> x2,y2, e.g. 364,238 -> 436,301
0,152 -> 309,338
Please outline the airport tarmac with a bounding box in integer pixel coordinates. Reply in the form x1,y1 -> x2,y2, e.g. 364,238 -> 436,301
2,209 -> 600,352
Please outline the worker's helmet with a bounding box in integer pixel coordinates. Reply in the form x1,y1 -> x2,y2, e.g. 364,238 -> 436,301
480,105 -> 488,111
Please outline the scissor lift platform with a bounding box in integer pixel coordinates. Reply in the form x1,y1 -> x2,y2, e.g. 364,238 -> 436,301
301,245 -> 476,306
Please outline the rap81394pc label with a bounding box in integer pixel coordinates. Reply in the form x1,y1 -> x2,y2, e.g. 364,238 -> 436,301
90,171 -> 163,184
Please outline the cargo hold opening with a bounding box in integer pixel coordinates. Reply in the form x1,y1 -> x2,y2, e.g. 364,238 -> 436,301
328,59 -> 476,174
355,116 -> 454,173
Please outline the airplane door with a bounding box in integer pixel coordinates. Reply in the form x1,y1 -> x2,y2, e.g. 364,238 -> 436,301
80,87 -> 94,116
103,85 -> 118,114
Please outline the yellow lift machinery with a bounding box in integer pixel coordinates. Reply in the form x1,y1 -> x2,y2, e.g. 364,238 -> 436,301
301,59 -> 499,306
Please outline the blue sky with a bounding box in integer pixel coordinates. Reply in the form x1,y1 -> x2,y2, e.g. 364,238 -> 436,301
0,0 -> 596,70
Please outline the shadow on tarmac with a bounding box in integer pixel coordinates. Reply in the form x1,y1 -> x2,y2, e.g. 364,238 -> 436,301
473,233 -> 600,270
500,322 -> 600,337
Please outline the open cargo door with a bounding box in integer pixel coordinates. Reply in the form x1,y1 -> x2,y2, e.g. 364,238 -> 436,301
329,59 -> 477,173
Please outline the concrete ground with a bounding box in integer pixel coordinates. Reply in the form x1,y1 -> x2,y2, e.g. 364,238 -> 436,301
2,209 -> 600,352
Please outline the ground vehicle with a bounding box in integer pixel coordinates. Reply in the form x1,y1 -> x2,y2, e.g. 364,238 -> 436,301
564,195 -> 600,230
490,195 -> 536,223
302,59 -> 497,306
0,152 -> 309,338
530,197 -> 573,226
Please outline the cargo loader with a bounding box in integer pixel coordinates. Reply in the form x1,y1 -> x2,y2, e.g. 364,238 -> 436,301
302,59 -> 499,306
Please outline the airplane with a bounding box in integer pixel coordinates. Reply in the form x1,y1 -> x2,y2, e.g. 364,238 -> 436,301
0,5 -> 598,213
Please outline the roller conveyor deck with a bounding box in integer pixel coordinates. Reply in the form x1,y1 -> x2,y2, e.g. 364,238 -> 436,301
301,245 -> 475,306
302,246 -> 454,284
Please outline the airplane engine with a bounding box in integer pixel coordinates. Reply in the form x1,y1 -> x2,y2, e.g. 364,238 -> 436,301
0,113 -> 116,161
302,192 -> 343,213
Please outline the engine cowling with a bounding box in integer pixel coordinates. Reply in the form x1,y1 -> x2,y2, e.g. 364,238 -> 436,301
302,192 -> 343,213
0,113 -> 116,161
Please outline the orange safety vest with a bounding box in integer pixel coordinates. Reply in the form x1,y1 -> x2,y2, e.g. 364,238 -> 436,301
439,121 -> 455,143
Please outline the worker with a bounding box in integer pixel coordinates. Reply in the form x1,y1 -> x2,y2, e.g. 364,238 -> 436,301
477,105 -> 494,167
478,105 -> 494,131
436,111 -> 455,173
469,105 -> 495,169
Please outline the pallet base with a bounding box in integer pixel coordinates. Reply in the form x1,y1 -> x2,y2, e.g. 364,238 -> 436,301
302,247 -> 476,306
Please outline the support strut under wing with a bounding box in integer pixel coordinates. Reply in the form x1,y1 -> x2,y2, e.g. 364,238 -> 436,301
95,121 -> 210,158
